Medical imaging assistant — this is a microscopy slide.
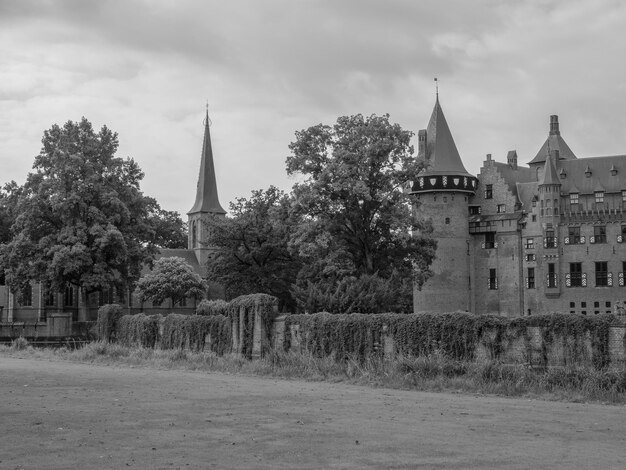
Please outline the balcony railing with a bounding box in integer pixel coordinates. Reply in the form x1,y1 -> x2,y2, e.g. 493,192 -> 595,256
565,272 -> 587,287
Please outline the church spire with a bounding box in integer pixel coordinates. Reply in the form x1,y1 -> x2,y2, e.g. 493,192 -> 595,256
188,108 -> 226,215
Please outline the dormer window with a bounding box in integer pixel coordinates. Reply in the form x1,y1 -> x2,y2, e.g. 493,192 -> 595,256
595,191 -> 604,204
585,166 -> 592,177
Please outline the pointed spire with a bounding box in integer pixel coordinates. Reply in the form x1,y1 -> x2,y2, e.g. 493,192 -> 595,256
539,151 -> 560,186
188,108 -> 226,215
421,97 -> 473,177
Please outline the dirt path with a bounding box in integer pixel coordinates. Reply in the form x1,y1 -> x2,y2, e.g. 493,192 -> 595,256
1,357 -> 625,469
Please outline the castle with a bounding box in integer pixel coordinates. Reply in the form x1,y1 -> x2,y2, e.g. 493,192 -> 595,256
413,97 -> 626,316
3,100 -> 626,323
0,110 -> 225,323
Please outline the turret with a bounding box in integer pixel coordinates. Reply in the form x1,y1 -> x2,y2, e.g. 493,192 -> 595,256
411,97 -> 478,313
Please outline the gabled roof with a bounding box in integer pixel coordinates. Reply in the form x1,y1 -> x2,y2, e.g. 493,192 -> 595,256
421,98 -> 473,178
188,111 -> 226,215
516,181 -> 539,211
528,115 -> 577,164
559,155 -> 626,194
492,161 -> 534,198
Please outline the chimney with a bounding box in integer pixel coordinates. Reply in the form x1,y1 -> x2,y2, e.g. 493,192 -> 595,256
549,115 -> 560,135
418,129 -> 427,158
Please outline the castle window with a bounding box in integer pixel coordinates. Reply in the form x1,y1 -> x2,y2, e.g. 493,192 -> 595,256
569,263 -> 583,287
526,253 -> 536,262
191,220 -> 197,248
595,191 -> 605,204
497,204 -> 506,213
544,230 -> 556,248
526,268 -> 535,289
593,225 -> 607,244
568,226 -> 581,244
532,199 -> 537,208
595,262 -> 609,287
525,237 -> 534,249
488,268 -> 497,290
445,217 -> 450,225
469,206 -> 481,215
532,215 -> 537,222
570,193 -> 579,206
484,184 -> 493,199
622,190 -> 626,203
546,263 -> 557,288
484,232 -> 496,249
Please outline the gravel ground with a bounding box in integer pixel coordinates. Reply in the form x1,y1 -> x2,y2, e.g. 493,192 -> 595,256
1,356 -> 625,469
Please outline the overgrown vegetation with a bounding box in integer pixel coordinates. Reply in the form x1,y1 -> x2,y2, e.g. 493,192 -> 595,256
95,304 -> 125,342
1,343 -> 624,404
284,312 -> 621,369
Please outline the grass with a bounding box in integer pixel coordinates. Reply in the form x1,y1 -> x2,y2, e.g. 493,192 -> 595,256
2,339 -> 625,404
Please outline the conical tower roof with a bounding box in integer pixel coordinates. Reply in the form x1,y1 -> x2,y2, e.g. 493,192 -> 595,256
188,110 -> 226,215
539,151 -> 560,186
422,97 -> 473,178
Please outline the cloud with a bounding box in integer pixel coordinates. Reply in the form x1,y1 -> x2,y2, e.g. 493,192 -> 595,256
1,0 -> 626,216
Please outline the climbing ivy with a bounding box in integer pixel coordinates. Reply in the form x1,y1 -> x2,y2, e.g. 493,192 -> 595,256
160,314 -> 231,354
228,293 -> 278,358
283,311 -> 619,367
117,313 -> 161,348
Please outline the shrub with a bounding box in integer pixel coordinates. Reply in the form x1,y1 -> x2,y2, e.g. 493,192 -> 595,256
96,304 -> 124,342
11,336 -> 29,351
197,299 -> 229,316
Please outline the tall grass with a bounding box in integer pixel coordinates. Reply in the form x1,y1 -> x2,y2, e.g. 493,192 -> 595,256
1,342 -> 624,404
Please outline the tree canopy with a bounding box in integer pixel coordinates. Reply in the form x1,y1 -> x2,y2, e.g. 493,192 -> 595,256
205,186 -> 301,311
0,117 -> 176,296
205,114 -> 436,313
286,113 -> 436,312
136,256 -> 206,306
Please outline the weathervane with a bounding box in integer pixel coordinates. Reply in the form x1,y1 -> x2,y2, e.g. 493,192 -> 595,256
434,77 -> 439,98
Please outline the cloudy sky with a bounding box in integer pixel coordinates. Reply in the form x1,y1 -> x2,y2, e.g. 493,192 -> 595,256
2,0 -> 626,217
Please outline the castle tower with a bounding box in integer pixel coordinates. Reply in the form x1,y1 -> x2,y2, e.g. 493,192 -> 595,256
411,97 -> 478,313
187,109 -> 227,269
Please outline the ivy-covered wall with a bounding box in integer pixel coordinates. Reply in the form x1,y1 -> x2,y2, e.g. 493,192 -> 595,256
96,299 -> 626,369
280,312 -> 626,370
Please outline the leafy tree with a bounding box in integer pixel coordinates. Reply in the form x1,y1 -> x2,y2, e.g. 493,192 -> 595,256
136,256 -> 207,306
286,113 -> 436,312
0,181 -> 21,245
146,197 -> 188,249
205,186 -> 301,311
0,118 -> 158,298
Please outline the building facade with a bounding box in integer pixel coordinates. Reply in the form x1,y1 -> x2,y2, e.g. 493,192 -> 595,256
0,110 -> 225,323
413,99 -> 626,317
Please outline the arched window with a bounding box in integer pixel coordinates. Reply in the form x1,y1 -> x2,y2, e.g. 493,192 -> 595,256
191,220 -> 197,248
